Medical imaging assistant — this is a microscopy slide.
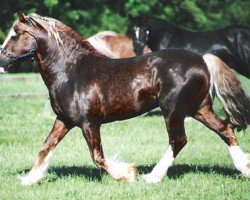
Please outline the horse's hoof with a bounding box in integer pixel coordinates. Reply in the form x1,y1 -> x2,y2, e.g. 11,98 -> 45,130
116,163 -> 137,182
126,164 -> 137,182
242,171 -> 250,178
245,153 -> 250,160
18,175 -> 34,186
141,173 -> 162,183
241,161 -> 250,178
107,160 -> 137,182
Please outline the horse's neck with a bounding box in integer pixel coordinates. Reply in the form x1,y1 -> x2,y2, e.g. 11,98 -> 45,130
147,19 -> 187,50
36,54 -> 66,90
35,39 -> 76,89
37,38 -> 105,90
148,19 -> 179,33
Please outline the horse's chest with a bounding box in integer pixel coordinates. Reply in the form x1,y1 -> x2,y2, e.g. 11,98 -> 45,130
53,83 -> 105,123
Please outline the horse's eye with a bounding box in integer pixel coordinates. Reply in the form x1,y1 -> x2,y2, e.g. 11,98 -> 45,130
11,35 -> 18,41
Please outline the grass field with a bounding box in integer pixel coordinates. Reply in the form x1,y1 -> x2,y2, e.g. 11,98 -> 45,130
0,73 -> 249,200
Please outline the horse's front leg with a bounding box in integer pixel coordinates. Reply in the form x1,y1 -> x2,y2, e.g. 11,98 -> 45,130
82,122 -> 137,182
19,117 -> 72,186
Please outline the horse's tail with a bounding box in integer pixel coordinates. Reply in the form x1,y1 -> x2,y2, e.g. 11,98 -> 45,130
203,54 -> 250,131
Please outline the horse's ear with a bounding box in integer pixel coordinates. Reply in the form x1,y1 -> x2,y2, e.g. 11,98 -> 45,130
18,11 -> 26,23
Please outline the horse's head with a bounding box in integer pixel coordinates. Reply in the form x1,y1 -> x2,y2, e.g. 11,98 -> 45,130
127,15 -> 149,56
0,12 -> 37,73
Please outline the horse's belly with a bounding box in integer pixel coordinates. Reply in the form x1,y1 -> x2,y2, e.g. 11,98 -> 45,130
102,85 -> 159,122
103,99 -> 158,122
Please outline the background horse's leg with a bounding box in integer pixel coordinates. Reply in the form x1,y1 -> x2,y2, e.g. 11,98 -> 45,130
82,122 -> 137,182
19,117 -> 72,186
194,96 -> 250,177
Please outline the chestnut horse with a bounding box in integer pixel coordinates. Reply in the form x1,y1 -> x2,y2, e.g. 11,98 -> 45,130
0,13 -> 249,186
87,31 -> 151,58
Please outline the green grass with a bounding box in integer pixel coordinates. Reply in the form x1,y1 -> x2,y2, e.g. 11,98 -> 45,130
0,74 -> 249,200
0,73 -> 47,96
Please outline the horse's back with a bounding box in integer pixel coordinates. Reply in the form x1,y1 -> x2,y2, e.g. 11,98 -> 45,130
102,48 -> 210,93
87,31 -> 136,58
151,49 -> 209,86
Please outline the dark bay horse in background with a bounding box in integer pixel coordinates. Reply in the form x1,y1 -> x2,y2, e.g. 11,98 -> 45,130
0,12 -> 249,185
87,31 -> 151,58
127,15 -> 250,78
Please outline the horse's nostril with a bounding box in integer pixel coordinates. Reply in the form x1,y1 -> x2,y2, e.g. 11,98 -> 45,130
134,46 -> 144,56
0,57 -> 10,68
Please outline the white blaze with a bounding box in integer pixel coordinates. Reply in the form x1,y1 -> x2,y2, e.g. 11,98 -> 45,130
19,150 -> 54,186
135,27 -> 140,40
2,28 -> 16,48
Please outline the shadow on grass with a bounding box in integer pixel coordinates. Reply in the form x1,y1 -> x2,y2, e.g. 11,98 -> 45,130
19,164 -> 242,183
144,109 -> 162,117
49,166 -> 106,181
19,166 -> 105,182
137,164 -> 241,179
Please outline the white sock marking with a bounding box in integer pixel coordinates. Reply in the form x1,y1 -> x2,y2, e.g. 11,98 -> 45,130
2,28 -> 16,48
229,146 -> 250,177
19,150 -> 54,186
143,146 -> 174,183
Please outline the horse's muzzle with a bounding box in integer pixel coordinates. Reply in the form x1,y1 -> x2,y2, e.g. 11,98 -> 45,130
0,56 -> 11,73
133,41 -> 145,56
133,45 -> 144,56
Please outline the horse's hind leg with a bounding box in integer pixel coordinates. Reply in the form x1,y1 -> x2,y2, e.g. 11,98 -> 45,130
194,95 -> 250,177
81,122 -> 137,182
143,104 -> 187,183
19,117 -> 72,186
142,73 -> 207,183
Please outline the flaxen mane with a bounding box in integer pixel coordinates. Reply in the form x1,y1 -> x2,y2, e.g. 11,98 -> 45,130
25,13 -> 103,57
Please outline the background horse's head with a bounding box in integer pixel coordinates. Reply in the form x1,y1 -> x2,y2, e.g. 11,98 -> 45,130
127,15 -> 149,56
0,12 -> 37,72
